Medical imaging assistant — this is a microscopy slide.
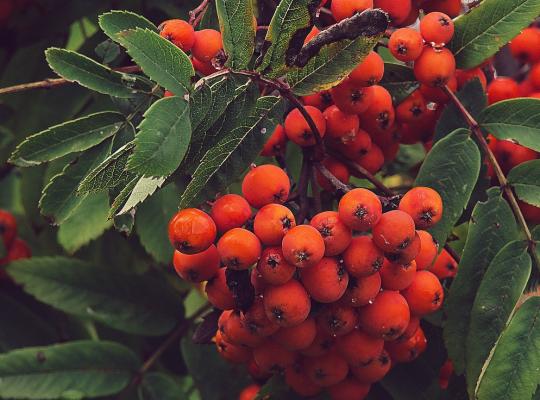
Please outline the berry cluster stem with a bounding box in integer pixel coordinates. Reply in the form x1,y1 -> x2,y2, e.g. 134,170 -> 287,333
188,0 -> 210,27
443,85 -> 538,269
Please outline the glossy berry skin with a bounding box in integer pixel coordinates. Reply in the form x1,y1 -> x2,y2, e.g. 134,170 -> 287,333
343,236 -> 385,278
215,331 -> 251,364
159,19 -> 195,51
302,90 -> 333,110
300,257 -> 349,303
316,158 -> 351,193
402,270 -> 444,316
327,378 -> 370,400
358,290 -> 410,340
384,231 -> 421,265
351,349 -> 392,383
222,310 -> 264,348
304,352 -> 349,387
355,143 -> 385,175
261,124 -> 288,157
239,384 -> 260,400
242,296 -> 280,337
337,328 -> 384,366
338,188 -> 382,232
415,230 -> 439,270
396,90 -> 427,124
317,304 -> 358,337
284,106 -> 327,147
173,245 -> 220,282
399,187 -> 443,229
339,129 -> 373,160
253,341 -> 296,373
420,12 -> 454,44
301,329 -> 336,357
389,28 -> 423,62
206,268 -> 235,310
253,204 -> 296,246
272,317 -> 317,351
331,79 -> 373,114
264,279 -> 311,327
323,105 -> 359,144
430,248 -> 458,279
372,210 -> 416,253
414,46 -> 456,87
493,139 -> 537,175
380,259 -> 417,291
487,77 -> 520,104
349,51 -> 385,86
168,208 -> 217,254
340,273 -> 382,307
330,0 -> 373,22
455,67 -> 487,90
374,0 -> 412,25
191,56 -> 217,76
242,164 -> 290,209
217,228 -> 261,270
386,326 -> 427,363
191,29 -> 222,62
210,194 -> 251,233
509,27 -> 540,64
257,246 -> 296,285
310,211 -> 352,256
282,225 -> 326,269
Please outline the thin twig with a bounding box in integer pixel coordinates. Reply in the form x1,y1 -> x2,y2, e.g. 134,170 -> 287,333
189,0 -> 210,26
444,244 -> 461,264
311,165 -> 322,214
443,85 -> 538,268
315,162 -> 351,193
296,149 -> 312,223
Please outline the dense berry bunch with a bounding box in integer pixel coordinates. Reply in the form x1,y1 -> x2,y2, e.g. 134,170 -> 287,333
168,164 -> 445,399
0,209 -> 31,279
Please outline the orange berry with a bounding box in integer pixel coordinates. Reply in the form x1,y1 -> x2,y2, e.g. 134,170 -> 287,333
302,90 -> 333,110
402,270 -> 444,315
422,0 -> 462,18
399,315 -> 420,340
340,273 -> 382,307
360,85 -> 395,134
493,140 -> 537,174
191,56 -> 217,76
253,340 -> 296,373
0,209 -> 17,249
159,19 -> 195,51
261,124 -> 288,157
430,248 -> 458,279
4,238 -> 31,264
247,356 -> 272,381
399,187 -> 443,229
389,28 -> 424,62
351,349 -> 391,383
420,12 -> 454,44
330,0 -> 373,22
239,384 -> 260,400
316,158 -> 351,192
217,228 -> 261,270
419,74 -> 457,103
257,246 -> 296,285
168,208 -> 217,254
222,310 -> 265,348
415,230 -> 439,270
253,204 -> 296,246
206,268 -> 235,310
372,210 -> 416,253
374,0 -> 412,25
285,364 -> 323,397
264,280 -> 311,327
455,67 -> 487,90
343,236 -> 385,278
414,46 -> 456,87
304,26 -> 321,44
355,143 -> 385,175
384,230 -> 421,265
250,268 -> 267,295
487,77 -> 520,104
349,51 -> 385,86
282,225 -> 326,268
399,3 -> 420,26
242,164 -> 290,209
339,129 -> 373,160
310,211 -> 353,256
328,378 -> 370,400
323,105 -> 360,144
304,352 -> 349,387
284,106 -> 327,147
336,328 -> 384,366
358,290 -> 410,340
380,259 -> 417,291
215,331 -> 251,363
386,326 -> 427,363
301,330 -> 336,357
331,78 -> 374,114
317,304 -> 358,337
210,194 -> 252,233
272,317 -> 317,351
173,245 -> 220,282
338,188 -> 382,231
191,29 -> 222,62
396,90 -> 427,124
242,296 -> 280,337
510,27 -> 540,64
300,257 -> 349,303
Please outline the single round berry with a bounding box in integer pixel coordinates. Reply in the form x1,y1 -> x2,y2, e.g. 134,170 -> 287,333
253,340 -> 296,373
284,106 -> 327,147
338,188 -> 382,232
415,230 -> 439,270
340,273 -> 382,307
510,27 -> 540,64
173,245 -> 220,282
317,304 -> 358,337
272,317 -> 317,351
301,257 -> 349,303
389,28 -> 423,62
380,259 -> 417,291
487,77 -> 520,104
242,164 -> 290,209
315,158 -> 351,193
242,296 -> 280,337
343,236 -> 385,278
282,225 -> 326,269
331,78 -> 374,114
349,51 -> 385,86
323,105 -> 359,144
401,270 -> 444,316
261,124 -> 288,157
263,279 -> 311,327
350,349 -> 392,383
430,248 -> 458,279
0,209 -> 17,249
304,352 -> 350,387
336,328 -> 384,366
414,46 -> 456,87
210,194 -> 252,233
357,290 -> 410,340
330,0 -> 373,22
159,19 -> 195,51
285,364 -> 323,397
310,211 -> 352,256
222,310 -> 265,348
257,246 -> 296,285
239,384 -> 260,400
215,331 -> 251,363
374,0 -> 412,25
191,29 -> 222,62
420,12 -> 455,45
372,210 -> 416,253
254,203 -> 296,246
168,208 -> 217,254
217,228 -> 261,270
399,187 -> 443,229
206,268 -> 235,310
386,326 -> 427,363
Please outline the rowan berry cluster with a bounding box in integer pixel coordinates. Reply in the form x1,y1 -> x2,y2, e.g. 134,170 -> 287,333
168,163 -> 446,400
0,209 -> 31,279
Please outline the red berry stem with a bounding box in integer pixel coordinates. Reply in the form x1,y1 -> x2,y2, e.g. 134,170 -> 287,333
188,0 -> 210,26
442,84 -> 538,269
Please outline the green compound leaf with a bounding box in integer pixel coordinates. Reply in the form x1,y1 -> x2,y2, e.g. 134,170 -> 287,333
0,341 -> 139,400
508,159 -> 540,207
139,372 -> 190,400
116,176 -> 166,216
9,112 -> 124,167
448,0 -> 540,68
380,63 -> 419,105
98,10 -> 157,40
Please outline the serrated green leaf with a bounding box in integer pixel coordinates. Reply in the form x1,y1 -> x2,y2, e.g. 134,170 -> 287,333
139,372 -> 189,400
108,177 -> 139,218
257,0 -> 318,78
380,63 -> 419,104
0,293 -> 57,352
116,28 -> 194,95
39,138 -> 113,224
7,257 -> 181,336
95,39 -> 121,65
118,176 -> 166,215
128,96 -> 191,177
414,129 -> 481,246
434,78 -> 487,142
98,10 -> 157,40
477,297 -> 540,400
479,98 -> 540,151
78,143 -> 136,194
287,31 -> 383,96
465,240 -> 532,396
180,96 -> 283,208
136,184 -> 180,264
0,341 -> 139,399
45,48 -> 136,98
448,0 -> 540,68
508,159 -> 540,207
216,0 -> 255,69
444,189 -> 518,374
9,112 -> 124,167
58,192 -> 112,253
